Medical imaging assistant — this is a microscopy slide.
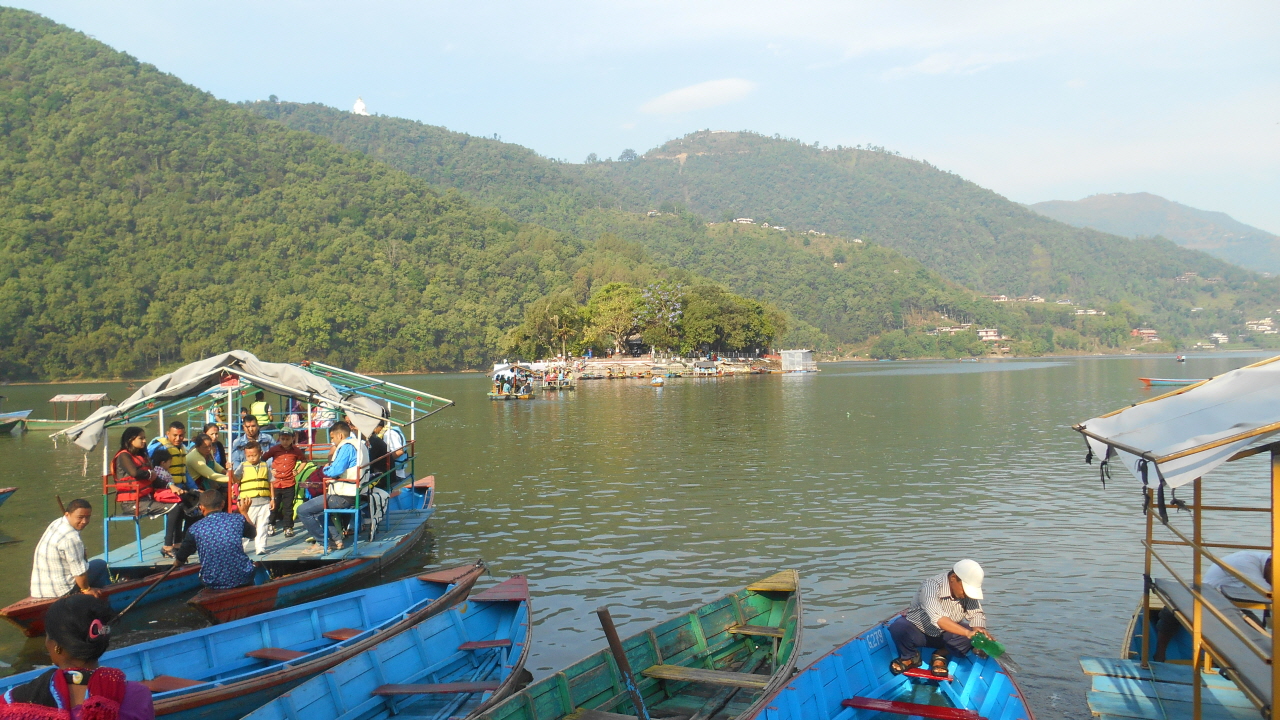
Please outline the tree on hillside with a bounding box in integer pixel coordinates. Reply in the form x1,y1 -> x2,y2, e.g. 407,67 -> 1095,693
637,281 -> 684,354
619,149 -> 638,162
501,289 -> 584,359
585,283 -> 642,354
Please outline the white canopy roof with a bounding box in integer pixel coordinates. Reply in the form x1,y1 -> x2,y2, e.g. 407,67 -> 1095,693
1075,355 -> 1280,489
61,351 -> 387,451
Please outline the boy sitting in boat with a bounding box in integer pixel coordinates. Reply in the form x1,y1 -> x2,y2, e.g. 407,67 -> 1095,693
887,559 -> 993,677
171,490 -> 257,590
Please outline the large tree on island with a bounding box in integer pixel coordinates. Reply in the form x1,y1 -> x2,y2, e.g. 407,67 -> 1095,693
585,283 -> 642,354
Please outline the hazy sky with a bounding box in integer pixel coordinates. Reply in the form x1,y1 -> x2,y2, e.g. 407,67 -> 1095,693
12,1 -> 1280,232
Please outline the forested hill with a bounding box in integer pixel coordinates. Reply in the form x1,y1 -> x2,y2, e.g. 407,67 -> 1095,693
0,8 -> 683,380
246,105 -> 1280,334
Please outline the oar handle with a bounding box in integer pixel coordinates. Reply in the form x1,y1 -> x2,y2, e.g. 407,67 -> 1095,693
109,563 -> 180,625
596,606 -> 651,720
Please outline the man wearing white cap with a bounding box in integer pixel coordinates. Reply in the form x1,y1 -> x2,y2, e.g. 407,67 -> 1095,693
887,559 -> 993,677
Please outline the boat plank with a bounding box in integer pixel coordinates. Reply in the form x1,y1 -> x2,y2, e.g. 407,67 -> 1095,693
1086,688 -> 1259,720
461,640 -> 514,650
372,681 -> 503,695
728,625 -> 784,639
1091,676 -> 1256,709
324,628 -> 363,642
841,697 -> 980,720
247,648 -> 309,662
1079,657 -> 1238,690
641,665 -> 769,689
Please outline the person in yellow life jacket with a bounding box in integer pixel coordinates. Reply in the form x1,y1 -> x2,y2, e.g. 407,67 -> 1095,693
249,391 -> 273,428
147,421 -> 191,486
234,444 -> 273,555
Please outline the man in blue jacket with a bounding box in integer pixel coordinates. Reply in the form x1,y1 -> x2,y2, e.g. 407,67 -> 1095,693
297,421 -> 368,554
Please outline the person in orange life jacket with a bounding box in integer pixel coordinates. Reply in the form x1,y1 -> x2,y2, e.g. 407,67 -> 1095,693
297,421 -> 368,554
111,428 -> 155,515
262,430 -> 307,538
0,594 -> 154,720
233,444 -> 273,556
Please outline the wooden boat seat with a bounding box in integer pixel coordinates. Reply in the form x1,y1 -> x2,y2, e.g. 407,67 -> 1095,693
246,647 -> 309,662
563,709 -> 643,720
459,639 -> 513,650
903,667 -> 952,682
727,624 -> 783,638
746,570 -> 798,593
371,681 -> 502,695
322,627 -> 363,641
1149,577 -> 1272,709
842,697 -> 981,720
141,675 -> 203,693
641,664 -> 769,689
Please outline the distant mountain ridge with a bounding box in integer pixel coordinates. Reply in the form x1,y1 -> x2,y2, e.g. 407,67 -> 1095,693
1031,193 -> 1280,275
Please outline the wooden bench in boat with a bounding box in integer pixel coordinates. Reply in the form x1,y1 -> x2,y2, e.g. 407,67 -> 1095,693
459,639 -> 513,650
245,648 -> 309,662
842,697 -> 981,720
564,710 -> 642,720
371,681 -> 502,695
322,627 -> 363,641
141,675 -> 203,693
727,624 -> 784,638
641,664 -> 769,689
1149,577 -> 1272,710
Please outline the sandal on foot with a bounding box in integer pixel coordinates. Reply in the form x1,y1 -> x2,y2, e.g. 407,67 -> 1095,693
889,656 -> 919,675
930,653 -> 949,677
160,547 -> 175,558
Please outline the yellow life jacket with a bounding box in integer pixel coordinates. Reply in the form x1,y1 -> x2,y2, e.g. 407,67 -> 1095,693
238,461 -> 272,499
162,439 -> 187,479
250,401 -> 272,424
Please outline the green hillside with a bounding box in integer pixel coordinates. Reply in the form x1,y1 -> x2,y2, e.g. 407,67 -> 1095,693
246,102 -> 1280,349
0,8 -> 712,380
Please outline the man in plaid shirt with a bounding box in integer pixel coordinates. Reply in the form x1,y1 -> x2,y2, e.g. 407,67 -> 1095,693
30,499 -> 109,598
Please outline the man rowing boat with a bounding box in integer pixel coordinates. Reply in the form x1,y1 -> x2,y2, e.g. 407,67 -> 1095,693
888,559 -> 993,677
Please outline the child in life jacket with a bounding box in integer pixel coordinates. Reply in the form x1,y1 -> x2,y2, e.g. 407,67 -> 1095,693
234,444 -> 273,556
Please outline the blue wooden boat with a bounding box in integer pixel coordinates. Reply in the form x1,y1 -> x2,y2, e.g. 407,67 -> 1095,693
0,409 -> 30,434
1139,377 -> 1207,387
244,575 -> 532,720
744,613 -> 1032,720
0,486 -> 16,508
0,562 -> 485,720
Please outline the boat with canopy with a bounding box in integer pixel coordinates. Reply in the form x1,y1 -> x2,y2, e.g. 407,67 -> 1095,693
2,351 -> 454,629
1074,355 -> 1280,720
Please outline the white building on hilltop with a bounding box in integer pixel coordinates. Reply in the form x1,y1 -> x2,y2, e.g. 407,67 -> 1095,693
352,97 -> 370,116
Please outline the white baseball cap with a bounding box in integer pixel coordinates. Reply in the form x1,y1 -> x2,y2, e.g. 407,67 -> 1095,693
953,559 -> 984,600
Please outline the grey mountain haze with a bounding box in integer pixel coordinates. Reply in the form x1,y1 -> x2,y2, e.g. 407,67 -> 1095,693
1031,193 -> 1280,275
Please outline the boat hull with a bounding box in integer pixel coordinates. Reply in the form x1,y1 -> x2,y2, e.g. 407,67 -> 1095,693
1139,377 -> 1207,387
187,556 -> 371,623
479,569 -> 801,720
744,612 -> 1032,720
0,487 -> 16,509
244,576 -> 533,720
0,564 -> 203,637
0,562 -> 487,720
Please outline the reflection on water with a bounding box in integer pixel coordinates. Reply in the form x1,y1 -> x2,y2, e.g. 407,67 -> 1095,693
0,353 -> 1273,719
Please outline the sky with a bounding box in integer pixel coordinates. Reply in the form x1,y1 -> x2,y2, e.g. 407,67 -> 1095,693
11,1 -> 1280,233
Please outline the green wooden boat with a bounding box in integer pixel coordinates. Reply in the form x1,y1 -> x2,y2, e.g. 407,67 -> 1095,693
479,570 -> 801,720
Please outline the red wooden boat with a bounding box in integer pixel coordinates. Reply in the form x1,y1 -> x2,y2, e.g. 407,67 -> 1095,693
0,564 -> 203,637
188,557 -> 367,623
153,562 -> 486,718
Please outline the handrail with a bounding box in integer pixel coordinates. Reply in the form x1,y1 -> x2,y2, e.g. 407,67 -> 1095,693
1145,542 -> 1273,660
1151,539 -> 1274,552
1156,518 -> 1274,599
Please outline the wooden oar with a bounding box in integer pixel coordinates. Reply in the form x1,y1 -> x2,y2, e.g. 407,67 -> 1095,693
596,606 -> 651,720
109,563 -> 180,624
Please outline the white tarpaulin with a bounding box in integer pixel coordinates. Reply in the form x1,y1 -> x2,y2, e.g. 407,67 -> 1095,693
1076,355 -> 1280,489
61,351 -> 387,451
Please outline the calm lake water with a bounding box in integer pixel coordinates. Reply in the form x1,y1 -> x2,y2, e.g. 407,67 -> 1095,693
0,353 -> 1274,720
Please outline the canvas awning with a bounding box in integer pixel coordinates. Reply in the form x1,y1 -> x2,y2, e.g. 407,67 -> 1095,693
60,351 -> 391,451
1074,355 -> 1280,489
49,393 -> 110,403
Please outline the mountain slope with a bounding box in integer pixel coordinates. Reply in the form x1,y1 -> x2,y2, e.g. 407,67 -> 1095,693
0,8 -> 668,380
246,103 -> 1280,345
1031,193 -> 1280,274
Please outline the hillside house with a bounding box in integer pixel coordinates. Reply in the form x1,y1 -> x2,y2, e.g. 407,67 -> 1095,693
984,295 -> 1009,302
977,328 -> 1001,342
1210,333 -> 1229,345
733,218 -> 756,224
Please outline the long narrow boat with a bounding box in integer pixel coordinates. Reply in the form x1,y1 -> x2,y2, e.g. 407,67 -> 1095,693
1138,377 -> 1206,387
244,575 -> 532,720
0,562 -> 484,720
743,613 -> 1032,720
478,569 -> 801,720
185,479 -> 436,623
0,487 -> 17,509
1,563 -> 204,637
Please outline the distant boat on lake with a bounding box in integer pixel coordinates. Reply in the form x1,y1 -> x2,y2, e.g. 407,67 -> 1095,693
1139,377 -> 1206,387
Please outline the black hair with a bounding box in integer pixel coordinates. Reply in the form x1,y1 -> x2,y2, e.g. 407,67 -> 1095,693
243,416 -> 259,426
198,489 -> 224,510
331,421 -> 351,435
65,498 -> 92,514
149,447 -> 172,466
118,426 -> 146,452
203,422 -> 219,433
45,594 -> 112,662
168,420 -> 186,432
193,433 -> 212,447
255,391 -> 265,400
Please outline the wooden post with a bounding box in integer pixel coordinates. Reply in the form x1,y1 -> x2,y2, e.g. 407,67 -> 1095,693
596,606 -> 651,720
1141,488 -> 1154,667
1272,450 -> 1280,717
1192,477 -> 1203,720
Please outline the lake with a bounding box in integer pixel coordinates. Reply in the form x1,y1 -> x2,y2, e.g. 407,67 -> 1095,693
0,353 -> 1273,720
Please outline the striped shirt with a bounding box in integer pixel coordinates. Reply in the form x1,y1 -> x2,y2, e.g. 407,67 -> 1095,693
29,517 -> 89,598
904,572 -> 986,637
